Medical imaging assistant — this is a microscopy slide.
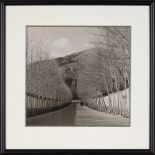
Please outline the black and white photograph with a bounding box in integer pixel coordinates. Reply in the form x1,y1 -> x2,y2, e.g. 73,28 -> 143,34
26,26 -> 131,126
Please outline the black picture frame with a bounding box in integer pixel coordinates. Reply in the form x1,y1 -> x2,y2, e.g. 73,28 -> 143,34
0,0 -> 155,154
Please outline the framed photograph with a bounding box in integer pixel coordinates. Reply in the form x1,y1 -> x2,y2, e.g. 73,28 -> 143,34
0,0 -> 155,154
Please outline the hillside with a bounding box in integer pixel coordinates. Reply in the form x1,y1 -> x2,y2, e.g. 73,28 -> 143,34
26,48 -> 130,100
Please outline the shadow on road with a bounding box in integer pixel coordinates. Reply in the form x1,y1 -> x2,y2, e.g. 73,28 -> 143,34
26,103 -> 76,126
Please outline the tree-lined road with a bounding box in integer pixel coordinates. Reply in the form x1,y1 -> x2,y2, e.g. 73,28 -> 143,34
26,102 -> 129,126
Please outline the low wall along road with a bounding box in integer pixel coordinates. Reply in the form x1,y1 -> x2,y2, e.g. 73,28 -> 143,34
26,92 -> 71,117
84,89 -> 130,118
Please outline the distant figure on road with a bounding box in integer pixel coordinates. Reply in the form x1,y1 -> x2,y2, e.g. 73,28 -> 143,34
80,101 -> 84,106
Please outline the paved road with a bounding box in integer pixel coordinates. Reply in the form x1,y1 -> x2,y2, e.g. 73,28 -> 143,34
26,102 -> 130,126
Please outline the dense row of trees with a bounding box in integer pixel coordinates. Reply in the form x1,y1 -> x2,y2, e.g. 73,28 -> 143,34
26,60 -> 72,100
26,36 -> 73,100
26,38 -> 73,116
76,27 -> 130,116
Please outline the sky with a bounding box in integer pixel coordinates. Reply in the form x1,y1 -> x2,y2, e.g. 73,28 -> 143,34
27,26 -> 97,59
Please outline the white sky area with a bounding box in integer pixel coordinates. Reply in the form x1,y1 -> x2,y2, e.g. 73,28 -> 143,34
27,27 -> 97,58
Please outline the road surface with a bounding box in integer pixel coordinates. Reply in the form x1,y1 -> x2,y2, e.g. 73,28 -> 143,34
26,102 -> 130,126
